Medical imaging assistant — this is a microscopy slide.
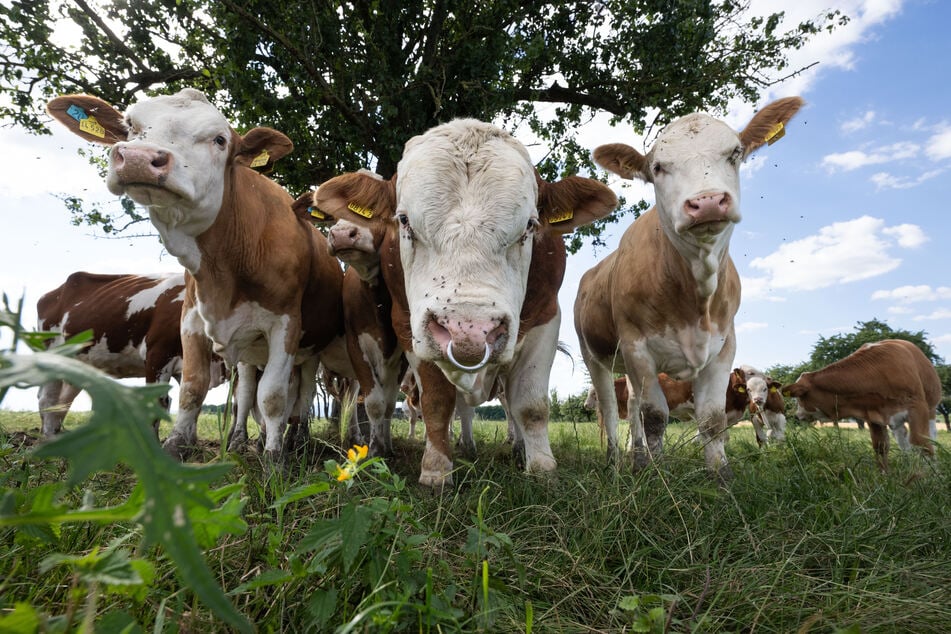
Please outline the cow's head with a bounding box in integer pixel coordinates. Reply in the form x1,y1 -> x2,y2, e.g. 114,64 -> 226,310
746,374 -> 782,412
303,171 -> 392,283
781,376 -> 820,421
315,119 -> 617,373
593,97 -> 804,247
47,89 -> 293,235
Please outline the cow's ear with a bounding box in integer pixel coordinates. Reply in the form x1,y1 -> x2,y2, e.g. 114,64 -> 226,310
781,383 -> 803,398
739,96 -> 805,157
314,171 -> 396,226
537,175 -> 618,235
47,95 -> 127,145
234,127 -> 294,168
768,380 -> 782,392
291,190 -> 331,223
592,143 -> 649,181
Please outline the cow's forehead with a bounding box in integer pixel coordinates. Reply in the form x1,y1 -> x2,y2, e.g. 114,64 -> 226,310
652,114 -> 738,159
397,121 -> 536,219
126,90 -> 229,135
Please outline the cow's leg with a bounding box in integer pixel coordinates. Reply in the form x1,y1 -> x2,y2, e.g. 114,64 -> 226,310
888,413 -> 911,451
256,319 -> 300,461
38,380 -> 78,436
164,299 -> 211,460
227,363 -> 257,451
868,422 -> 890,472
148,358 -> 178,438
906,404 -> 936,459
582,346 -> 621,463
504,314 -> 559,475
692,348 -> 735,480
418,361 -> 457,487
750,410 -> 767,447
767,412 -> 787,443
363,352 -> 404,457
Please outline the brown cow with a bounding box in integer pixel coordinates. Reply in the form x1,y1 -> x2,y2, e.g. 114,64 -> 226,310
576,97 -> 803,479
314,119 -> 617,486
585,369 -> 749,443
782,339 -> 941,470
36,271 -> 230,436
47,89 -> 345,461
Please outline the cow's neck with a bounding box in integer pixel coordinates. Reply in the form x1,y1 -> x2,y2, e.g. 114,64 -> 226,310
148,200 -> 218,273
657,205 -> 734,301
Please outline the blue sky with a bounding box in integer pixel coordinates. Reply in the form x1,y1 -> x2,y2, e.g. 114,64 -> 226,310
1,0 -> 948,412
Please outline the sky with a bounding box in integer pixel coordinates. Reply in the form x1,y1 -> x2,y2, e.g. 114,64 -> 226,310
1,0 -> 949,414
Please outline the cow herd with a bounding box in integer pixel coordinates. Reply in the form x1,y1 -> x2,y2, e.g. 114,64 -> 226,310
37,89 -> 943,486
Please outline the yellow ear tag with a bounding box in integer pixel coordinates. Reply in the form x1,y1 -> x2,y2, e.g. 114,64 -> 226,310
765,122 -> 785,146
79,116 -> 106,139
309,207 -> 326,220
347,202 -> 374,218
250,149 -> 270,168
769,386 -> 778,393
548,209 -> 574,224
737,386 -> 746,393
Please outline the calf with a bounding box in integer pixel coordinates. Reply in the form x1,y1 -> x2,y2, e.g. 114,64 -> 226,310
48,89 -> 344,460
739,365 -> 787,446
314,118 -> 617,486
298,185 -> 408,456
575,97 -> 803,479
782,339 -> 941,471
36,271 -> 229,435
585,369 -> 749,444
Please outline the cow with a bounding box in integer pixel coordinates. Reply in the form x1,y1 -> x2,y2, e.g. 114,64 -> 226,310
584,369 -> 749,444
313,118 -> 618,486
47,89 -> 345,461
298,185 -> 409,456
781,339 -> 941,471
36,271 -> 228,435
575,96 -> 804,480
739,365 -> 787,446
400,368 -> 422,437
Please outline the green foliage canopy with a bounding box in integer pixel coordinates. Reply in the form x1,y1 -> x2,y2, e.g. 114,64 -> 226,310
0,0 -> 844,250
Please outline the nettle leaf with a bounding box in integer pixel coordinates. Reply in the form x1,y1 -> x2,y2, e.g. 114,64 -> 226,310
0,602 -> 40,633
0,351 -> 252,633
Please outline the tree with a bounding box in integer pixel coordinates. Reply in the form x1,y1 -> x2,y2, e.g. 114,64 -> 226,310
807,318 -> 942,369
0,0 -> 844,249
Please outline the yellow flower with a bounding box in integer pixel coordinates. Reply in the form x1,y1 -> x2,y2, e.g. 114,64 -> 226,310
347,444 -> 369,462
335,464 -> 355,482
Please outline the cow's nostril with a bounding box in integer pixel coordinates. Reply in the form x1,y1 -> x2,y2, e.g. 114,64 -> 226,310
151,151 -> 169,169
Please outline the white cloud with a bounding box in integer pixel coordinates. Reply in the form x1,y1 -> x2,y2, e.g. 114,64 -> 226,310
887,306 -> 913,315
736,321 -> 769,333
871,285 -> 951,303
925,127 -> 951,160
821,141 -> 919,172
841,110 -> 876,133
914,309 -> 951,321
869,169 -> 943,190
881,223 -> 928,247
748,216 -> 920,292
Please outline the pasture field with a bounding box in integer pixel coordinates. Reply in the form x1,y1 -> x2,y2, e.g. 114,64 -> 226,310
1,409 -> 949,633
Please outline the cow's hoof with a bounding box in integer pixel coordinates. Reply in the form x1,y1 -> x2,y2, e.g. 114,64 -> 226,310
419,447 -> 453,488
712,463 -> 734,486
162,436 -> 194,462
632,449 -> 651,471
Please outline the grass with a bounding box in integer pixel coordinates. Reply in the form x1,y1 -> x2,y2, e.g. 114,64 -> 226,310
1,409 -> 949,633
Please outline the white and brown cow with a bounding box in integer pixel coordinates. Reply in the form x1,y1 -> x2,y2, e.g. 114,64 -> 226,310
739,365 -> 787,446
36,271 -> 227,435
781,339 -> 941,471
315,118 -> 618,486
576,97 -> 804,479
296,186 -> 408,456
584,369 -> 749,444
47,89 -> 344,460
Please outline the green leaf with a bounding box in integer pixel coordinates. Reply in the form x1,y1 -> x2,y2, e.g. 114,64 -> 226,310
0,350 -> 252,633
0,602 -> 40,634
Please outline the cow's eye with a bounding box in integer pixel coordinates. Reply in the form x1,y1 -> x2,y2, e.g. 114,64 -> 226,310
727,147 -> 743,166
397,213 -> 410,227
652,162 -> 665,176
214,135 -> 227,148
526,217 -> 540,232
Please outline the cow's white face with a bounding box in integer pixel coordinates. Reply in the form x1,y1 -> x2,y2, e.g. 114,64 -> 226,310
395,119 -> 538,372
107,89 -> 233,229
649,114 -> 743,242
745,374 -> 770,409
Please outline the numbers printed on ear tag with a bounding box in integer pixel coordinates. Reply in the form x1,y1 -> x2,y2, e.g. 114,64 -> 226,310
347,202 -> 374,218
79,116 -> 106,138
548,209 -> 574,224
309,207 -> 326,220
250,150 -> 270,168
67,104 -> 88,121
